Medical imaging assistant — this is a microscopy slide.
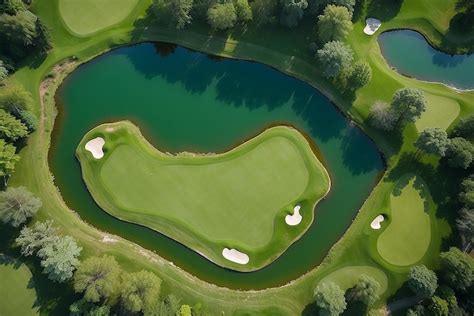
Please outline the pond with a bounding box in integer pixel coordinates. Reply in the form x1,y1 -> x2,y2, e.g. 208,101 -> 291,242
378,30 -> 474,90
52,42 -> 383,289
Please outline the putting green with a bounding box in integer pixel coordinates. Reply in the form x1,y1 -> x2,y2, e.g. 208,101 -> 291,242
0,254 -> 38,316
415,93 -> 460,131
377,175 -> 432,266
58,0 -> 139,36
76,121 -> 330,270
319,265 -> 388,294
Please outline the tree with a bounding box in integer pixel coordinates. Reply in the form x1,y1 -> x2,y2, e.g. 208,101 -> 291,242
347,61 -> 372,90
0,10 -> 37,46
0,109 -> 28,141
317,41 -> 353,79
0,60 -> 8,83
250,0 -> 278,26
450,114 -> 474,140
415,128 -> 449,157
17,109 -> 38,131
0,139 -> 19,184
280,0 -> 308,28
317,5 -> 353,43
0,186 -> 41,227
178,304 -> 192,316
460,175 -> 474,209
234,0 -> 252,23
429,296 -> 449,316
0,0 -> 26,15
16,220 -> 57,256
152,0 -> 194,30
121,270 -> 162,314
439,247 -> 474,291
70,298 -> 111,316
314,282 -> 347,316
320,0 -> 355,11
391,88 -> 427,126
73,255 -> 122,305
407,265 -> 438,298
207,2 -> 237,30
156,294 -> 181,316
37,235 -> 82,283
446,137 -> 474,169
347,274 -> 381,306
456,208 -> 474,252
368,101 -> 397,131
0,84 -> 33,113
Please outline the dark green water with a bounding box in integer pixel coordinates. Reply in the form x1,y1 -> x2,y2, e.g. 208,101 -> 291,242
379,30 -> 474,90
52,43 -> 383,289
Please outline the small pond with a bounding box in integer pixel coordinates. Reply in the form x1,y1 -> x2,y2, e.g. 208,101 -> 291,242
378,30 -> 474,90
52,42 -> 383,289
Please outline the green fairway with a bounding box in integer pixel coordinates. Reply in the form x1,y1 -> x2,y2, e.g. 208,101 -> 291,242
415,93 -> 460,131
0,255 -> 38,316
319,265 -> 388,294
377,175 -> 432,266
76,121 -> 330,270
58,0 -> 139,36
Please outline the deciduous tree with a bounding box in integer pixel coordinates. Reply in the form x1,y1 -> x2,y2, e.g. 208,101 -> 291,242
317,5 -> 352,43
347,274 -> 381,306
391,88 -> 427,126
0,186 -> 41,227
0,139 -> 19,184
451,114 -> 474,140
207,2 -> 237,30
250,0 -> 278,26
415,128 -> 449,157
0,84 -> 33,113
429,296 -> 449,316
347,61 -> 371,90
280,0 -> 308,28
16,220 -> 57,256
368,101 -> 397,131
0,60 -> 8,83
407,265 -> 438,298
73,255 -> 122,304
439,247 -> 474,291
317,40 -> 353,79
235,0 -> 252,23
152,0 -> 194,30
0,109 -> 28,141
121,270 -> 162,314
446,137 -> 474,169
37,235 -> 82,283
456,208 -> 474,252
314,282 -> 347,316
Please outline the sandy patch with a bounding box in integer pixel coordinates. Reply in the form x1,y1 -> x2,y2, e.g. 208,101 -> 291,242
371,214 -> 385,229
285,205 -> 302,226
222,248 -> 249,265
364,18 -> 382,35
85,137 -> 105,159
105,127 -> 115,132
101,235 -> 118,243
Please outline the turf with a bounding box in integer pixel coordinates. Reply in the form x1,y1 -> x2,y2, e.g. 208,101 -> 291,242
76,122 -> 330,270
0,255 -> 38,316
58,0 -> 139,36
415,93 -> 460,131
319,265 -> 388,294
377,175 -> 432,266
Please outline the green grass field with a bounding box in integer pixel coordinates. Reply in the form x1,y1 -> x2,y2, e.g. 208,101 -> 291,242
2,0 -> 472,313
0,255 -> 38,316
59,0 -> 139,36
76,122 -> 330,271
377,175 -> 432,266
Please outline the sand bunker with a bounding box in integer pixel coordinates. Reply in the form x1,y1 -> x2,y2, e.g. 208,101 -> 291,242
364,18 -> 382,35
371,214 -> 385,229
85,137 -> 105,159
285,205 -> 302,226
222,248 -> 249,265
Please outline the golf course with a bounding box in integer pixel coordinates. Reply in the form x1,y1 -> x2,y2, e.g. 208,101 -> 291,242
76,122 -> 330,270
0,0 -> 473,315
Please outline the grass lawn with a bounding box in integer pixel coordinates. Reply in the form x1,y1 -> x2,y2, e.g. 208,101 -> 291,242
2,0 -> 472,313
415,93 -> 461,131
58,0 -> 139,36
0,254 -> 39,316
76,121 -> 330,271
377,175 -> 432,266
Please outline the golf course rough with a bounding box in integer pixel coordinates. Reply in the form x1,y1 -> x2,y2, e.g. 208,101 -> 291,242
76,121 -> 331,271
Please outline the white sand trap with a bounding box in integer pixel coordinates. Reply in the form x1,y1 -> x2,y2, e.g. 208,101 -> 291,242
85,137 -> 105,159
285,205 -> 302,226
364,18 -> 382,35
105,127 -> 114,132
222,248 -> 249,265
371,214 -> 385,229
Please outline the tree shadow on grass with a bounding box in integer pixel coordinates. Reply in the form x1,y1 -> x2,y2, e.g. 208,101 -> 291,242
366,0 -> 403,22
